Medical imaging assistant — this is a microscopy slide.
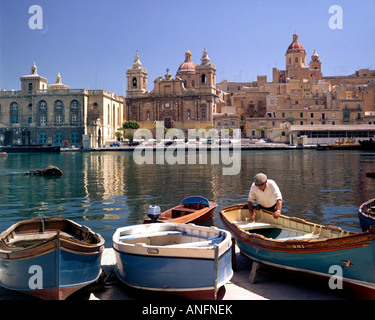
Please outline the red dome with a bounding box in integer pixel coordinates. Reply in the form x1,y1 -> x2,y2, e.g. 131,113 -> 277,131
286,33 -> 306,54
177,50 -> 196,74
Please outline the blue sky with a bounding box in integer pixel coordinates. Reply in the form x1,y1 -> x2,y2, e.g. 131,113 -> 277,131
0,0 -> 374,95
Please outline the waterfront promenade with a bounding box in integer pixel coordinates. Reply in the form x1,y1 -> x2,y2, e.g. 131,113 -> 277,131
0,246 -> 345,300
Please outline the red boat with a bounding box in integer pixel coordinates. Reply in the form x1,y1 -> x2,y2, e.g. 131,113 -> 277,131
143,196 -> 217,224
366,171 -> 375,178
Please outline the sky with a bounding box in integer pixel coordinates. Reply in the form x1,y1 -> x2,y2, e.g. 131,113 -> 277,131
0,0 -> 374,96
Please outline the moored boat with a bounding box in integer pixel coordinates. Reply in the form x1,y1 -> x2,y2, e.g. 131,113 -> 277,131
0,217 -> 104,300
0,145 -> 60,153
143,196 -> 217,224
365,171 -> 375,178
113,222 -> 233,300
0,152 -> 7,158
220,204 -> 375,299
359,198 -> 375,231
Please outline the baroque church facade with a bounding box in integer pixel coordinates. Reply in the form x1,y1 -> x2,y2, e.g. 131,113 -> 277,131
125,49 -> 219,131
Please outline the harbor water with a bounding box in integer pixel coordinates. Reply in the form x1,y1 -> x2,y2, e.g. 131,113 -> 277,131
0,149 -> 374,246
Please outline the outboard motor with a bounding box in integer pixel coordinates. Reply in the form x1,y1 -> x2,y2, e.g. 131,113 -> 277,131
147,205 -> 161,223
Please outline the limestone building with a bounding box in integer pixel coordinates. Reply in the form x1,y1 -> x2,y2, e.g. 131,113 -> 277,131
125,49 -> 219,131
0,63 -> 124,148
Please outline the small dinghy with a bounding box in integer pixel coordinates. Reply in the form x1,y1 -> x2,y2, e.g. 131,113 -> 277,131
0,217 -> 104,300
143,196 -> 217,224
113,222 -> 233,300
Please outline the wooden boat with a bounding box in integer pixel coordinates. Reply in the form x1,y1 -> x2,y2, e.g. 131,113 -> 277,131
359,198 -> 375,231
0,152 -> 7,158
0,145 -> 60,153
0,217 -> 104,300
365,171 -> 375,178
143,196 -> 217,224
359,139 -> 375,150
220,204 -> 375,299
113,222 -> 233,300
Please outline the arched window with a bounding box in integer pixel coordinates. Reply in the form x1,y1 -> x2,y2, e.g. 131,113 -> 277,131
132,77 -> 137,87
38,101 -> 47,126
28,83 -> 33,93
295,57 -> 298,63
10,102 -> 18,123
201,74 -> 206,84
70,100 -> 79,124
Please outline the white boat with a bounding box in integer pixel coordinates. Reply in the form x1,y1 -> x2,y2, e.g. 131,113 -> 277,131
112,222 -> 233,300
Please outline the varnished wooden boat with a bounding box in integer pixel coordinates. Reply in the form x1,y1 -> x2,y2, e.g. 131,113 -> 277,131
0,217 -> 104,300
143,196 -> 217,224
220,204 -> 375,299
113,222 -> 233,300
0,152 -> 7,158
359,198 -> 375,231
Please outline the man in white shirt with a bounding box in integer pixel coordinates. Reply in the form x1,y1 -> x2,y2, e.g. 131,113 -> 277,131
248,173 -> 283,219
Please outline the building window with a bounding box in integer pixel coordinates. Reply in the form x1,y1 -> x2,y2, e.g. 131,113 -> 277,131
282,113 -> 285,118
71,100 -> 79,124
132,77 -> 137,87
40,101 -> 47,110
310,113 -> 314,118
28,83 -> 33,93
72,113 -> 78,123
28,117 -> 32,123
300,112 -> 303,117
295,57 -> 298,63
40,114 -> 46,125
55,132 -> 63,146
39,132 -> 47,145
201,74 -> 206,84
56,114 -> 63,124
289,58 -> 291,64
10,102 -> 18,123
71,132 -> 79,146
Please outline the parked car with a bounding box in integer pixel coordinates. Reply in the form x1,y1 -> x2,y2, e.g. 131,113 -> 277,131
110,141 -> 121,147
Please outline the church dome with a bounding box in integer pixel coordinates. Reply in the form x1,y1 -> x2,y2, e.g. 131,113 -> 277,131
286,33 -> 306,54
177,50 -> 195,74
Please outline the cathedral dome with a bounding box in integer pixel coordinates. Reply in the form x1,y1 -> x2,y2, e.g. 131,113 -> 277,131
177,50 -> 195,74
286,33 -> 306,54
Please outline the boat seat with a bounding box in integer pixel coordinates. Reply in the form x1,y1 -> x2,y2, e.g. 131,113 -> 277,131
234,221 -> 276,230
277,233 -> 320,241
119,230 -> 182,242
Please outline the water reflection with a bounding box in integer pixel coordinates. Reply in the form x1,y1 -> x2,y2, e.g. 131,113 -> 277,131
0,150 -> 374,245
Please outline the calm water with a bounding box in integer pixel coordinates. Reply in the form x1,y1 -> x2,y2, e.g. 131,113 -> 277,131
0,149 -> 374,246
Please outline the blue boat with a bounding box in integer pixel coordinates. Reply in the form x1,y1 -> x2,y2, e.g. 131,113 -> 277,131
0,218 -> 104,300
220,204 -> 375,299
359,198 -> 375,231
113,222 -> 233,300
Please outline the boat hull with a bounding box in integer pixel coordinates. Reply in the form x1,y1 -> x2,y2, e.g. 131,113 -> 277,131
0,218 -> 104,300
0,146 -> 60,153
0,240 -> 103,300
114,247 -> 232,299
359,198 -> 375,231
220,204 -> 375,299
113,223 -> 233,300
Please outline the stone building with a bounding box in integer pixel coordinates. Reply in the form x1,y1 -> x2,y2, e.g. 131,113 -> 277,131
0,63 -> 124,148
125,50 -> 219,131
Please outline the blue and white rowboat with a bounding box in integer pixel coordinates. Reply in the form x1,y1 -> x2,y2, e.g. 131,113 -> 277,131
113,222 -> 233,300
0,218 -> 104,300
